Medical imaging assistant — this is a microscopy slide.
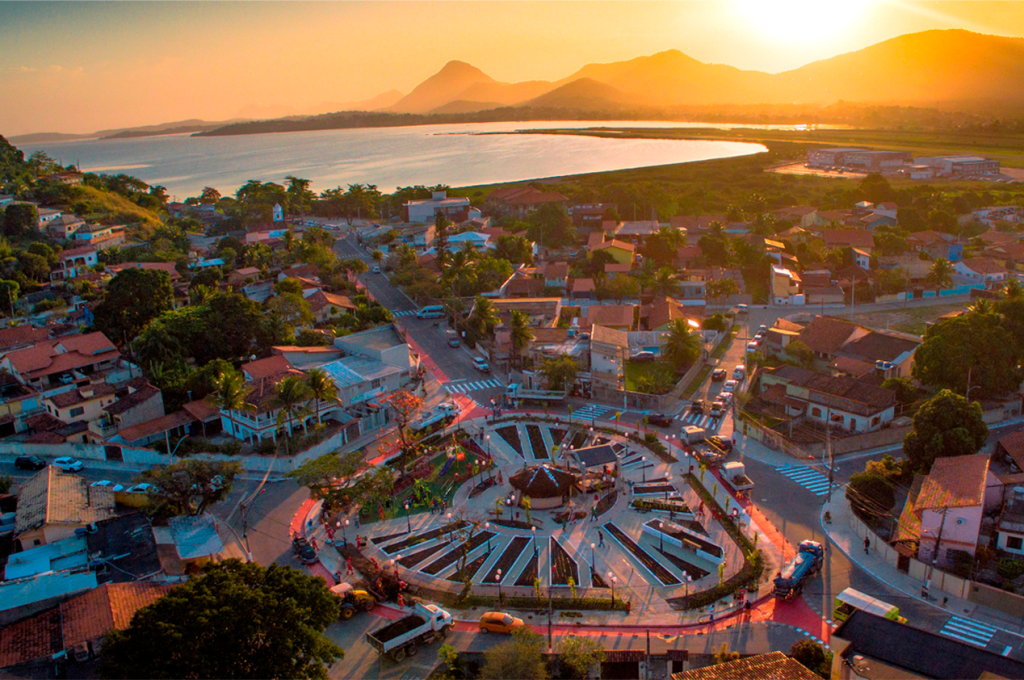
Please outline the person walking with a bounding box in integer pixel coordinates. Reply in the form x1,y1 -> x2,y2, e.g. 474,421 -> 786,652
598,530 -> 604,547
864,536 -> 870,554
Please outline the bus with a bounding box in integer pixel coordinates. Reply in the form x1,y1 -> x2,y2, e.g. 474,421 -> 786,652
833,588 -> 906,624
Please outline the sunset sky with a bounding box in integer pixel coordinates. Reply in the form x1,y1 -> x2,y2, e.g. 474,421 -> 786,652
2,1 -> 1023,136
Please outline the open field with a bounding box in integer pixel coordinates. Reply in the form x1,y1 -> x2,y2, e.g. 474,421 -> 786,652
836,302 -> 965,336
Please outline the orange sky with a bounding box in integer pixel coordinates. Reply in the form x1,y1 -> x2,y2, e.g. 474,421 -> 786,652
2,1 -> 1023,136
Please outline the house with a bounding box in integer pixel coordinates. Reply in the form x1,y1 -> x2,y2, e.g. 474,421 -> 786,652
227,267 -> 262,286
505,276 -> 546,298
603,262 -> 632,279
641,297 -> 691,332
771,206 -> 818,229
91,378 -> 165,440
803,285 -> 845,305
822,229 -> 875,252
830,610 -> 1024,680
164,513 -> 225,565
812,210 -> 855,229
241,280 -> 275,303
46,214 -> 85,240
996,486 -> 1024,556
542,262 -> 569,290
0,582 -> 175,672
491,298 -> 562,327
671,651 -> 820,680
569,204 -> 616,229
1,332 -> 122,394
219,367 -> 322,445
792,316 -> 866,363
35,207 -> 62,229
0,325 -> 51,356
42,383 -> 116,425
756,366 -> 897,432
397,222 -> 436,249
585,305 -> 635,331
14,467 -> 117,548
771,265 -> 801,305
985,243 -> 1024,274
109,410 -> 196,448
589,324 -> 629,388
49,246 -> 98,282
674,246 -> 703,269
977,229 -> 1017,248
306,290 -> 357,324
106,261 -> 180,283
242,354 -> 295,382
612,220 -> 659,242
896,454 -> 1001,565
403,191 -> 478,223
954,257 -> 1007,283
486,186 -> 568,218
851,248 -> 871,270
570,277 -> 595,300
589,239 -> 636,265
72,223 -> 125,251
271,345 -> 344,369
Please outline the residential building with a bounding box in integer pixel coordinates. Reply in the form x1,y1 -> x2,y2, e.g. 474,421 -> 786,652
42,383 -> 116,425
542,262 -> 569,290
491,298 -> 562,327
568,204 -> 616,229
586,305 -> 635,331
36,207 -> 62,229
1,332 -> 123,395
486,186 -> 568,218
49,247 -> 98,282
756,366 -> 897,432
996,485 -> 1024,556
822,229 -> 874,252
954,257 -> 1007,283
270,345 -> 344,369
570,277 -> 595,300
307,290 -> 356,324
771,205 -> 818,229
589,325 -> 629,389
771,265 -> 801,305
91,378 -> 164,440
0,370 -> 43,436
109,410 -> 196,448
403,191 -> 479,223
671,651 -> 820,680
604,262 -> 632,279
14,467 -> 117,548
397,223 -> 435,250
612,220 -> 659,242
106,261 -> 180,283
641,297 -> 691,332
46,214 -> 85,240
505,276 -> 546,298
72,223 -> 125,251
589,239 -> 636,265
227,266 -> 262,286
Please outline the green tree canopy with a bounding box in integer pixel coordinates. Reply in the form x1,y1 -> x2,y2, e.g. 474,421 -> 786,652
541,355 -> 578,392
912,312 -> 1021,397
93,268 -> 174,346
903,389 -> 988,473
558,636 -> 605,680
137,459 -> 242,516
663,318 -> 702,373
2,203 -> 37,238
479,627 -> 548,680
99,560 -> 342,680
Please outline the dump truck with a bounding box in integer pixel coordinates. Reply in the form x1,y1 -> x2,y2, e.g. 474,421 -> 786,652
722,461 -> 754,493
330,582 -> 379,620
773,540 -> 824,600
410,402 -> 460,433
366,602 -> 453,662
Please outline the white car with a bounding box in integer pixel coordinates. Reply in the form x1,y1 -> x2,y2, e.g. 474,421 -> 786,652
126,483 -> 158,494
733,365 -> 746,380
53,457 -> 84,472
718,391 -> 733,405
372,266 -> 381,274
746,342 -> 759,354
722,379 -> 739,394
473,357 -> 491,373
91,480 -> 125,492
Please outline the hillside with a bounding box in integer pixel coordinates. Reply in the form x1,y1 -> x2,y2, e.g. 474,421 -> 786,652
525,78 -> 629,111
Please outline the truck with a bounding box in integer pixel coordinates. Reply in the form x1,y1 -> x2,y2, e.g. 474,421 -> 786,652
330,582 -> 379,620
681,425 -> 705,444
722,461 -> 754,493
410,402 -> 460,433
773,540 -> 824,600
445,329 -> 460,348
366,602 -> 453,661
506,383 -> 565,403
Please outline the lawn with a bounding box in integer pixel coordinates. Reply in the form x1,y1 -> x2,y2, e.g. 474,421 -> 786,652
624,360 -> 677,394
681,365 -> 713,399
838,302 -> 964,336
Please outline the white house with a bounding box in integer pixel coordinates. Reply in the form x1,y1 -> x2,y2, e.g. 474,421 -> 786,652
403,191 -> 480,223
953,257 -> 1007,283
49,246 -> 98,282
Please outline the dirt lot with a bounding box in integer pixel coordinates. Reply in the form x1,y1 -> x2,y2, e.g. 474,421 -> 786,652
837,302 -> 965,336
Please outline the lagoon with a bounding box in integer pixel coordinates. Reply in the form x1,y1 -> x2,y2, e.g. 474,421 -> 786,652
21,121 -> 769,199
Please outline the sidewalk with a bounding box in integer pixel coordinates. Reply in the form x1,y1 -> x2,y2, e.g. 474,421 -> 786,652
824,493 -> 1024,634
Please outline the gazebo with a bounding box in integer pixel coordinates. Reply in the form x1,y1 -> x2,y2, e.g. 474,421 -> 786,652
509,465 -> 579,509
569,443 -> 620,492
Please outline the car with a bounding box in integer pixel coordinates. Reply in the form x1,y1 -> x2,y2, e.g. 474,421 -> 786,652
709,402 -> 725,418
292,536 -> 318,564
758,325 -> 768,334
708,435 -> 734,452
746,342 -> 759,354
90,480 -> 124,492
372,266 -> 381,274
448,337 -> 460,348
718,391 -> 733,404
15,455 -> 46,471
690,400 -> 705,413
479,611 -> 525,634
711,368 -> 727,382
735,304 -> 748,314
53,457 -> 84,472
631,351 -> 656,363
733,365 -> 746,380
125,483 -> 158,494
647,413 -> 673,427
722,379 -> 739,393
473,357 -> 491,373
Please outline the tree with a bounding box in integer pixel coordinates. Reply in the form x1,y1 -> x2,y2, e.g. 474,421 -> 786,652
99,560 -> 342,680
882,377 -> 916,406
705,277 -> 739,307
913,313 -> 1020,397
493,234 -> 533,264
268,292 -> 314,332
93,268 -> 174,346
435,644 -> 468,680
273,376 -> 313,445
558,636 -> 604,679
663,318 -> 701,372
288,450 -> 367,508
650,267 -> 679,297
846,472 -> 895,528
859,173 -> 893,203
527,203 -> 575,248
0,279 -> 19,317
713,642 -> 740,665
208,369 -> 253,417
480,627 -> 548,680
0,475 -> 12,494
597,275 -> 640,303
2,203 -> 37,237
1005,279 -> 1024,299
541,355 -> 578,392
873,267 -> 908,295
468,296 -> 498,337
785,340 -> 816,369
434,211 -> 450,267
137,459 -> 242,516
380,389 -> 424,452
509,310 -> 534,369
199,186 -> 221,204
903,389 -> 988,473
927,258 -> 953,289
790,640 -> 831,679
305,368 -> 339,425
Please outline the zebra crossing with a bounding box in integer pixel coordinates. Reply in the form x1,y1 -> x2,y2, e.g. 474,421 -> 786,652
775,465 -> 834,496
392,310 -> 416,317
571,404 -> 609,421
443,379 -> 502,394
675,411 -> 723,430
939,616 -> 998,647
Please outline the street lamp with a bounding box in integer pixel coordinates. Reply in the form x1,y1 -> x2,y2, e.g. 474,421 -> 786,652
446,512 -> 453,540
393,556 -> 400,578
641,457 -> 646,483
606,572 -> 617,605
532,525 -> 538,556
485,434 -> 491,458
664,474 -> 673,503
485,522 -> 491,551
404,500 -> 412,533
496,568 -> 503,601
342,519 -> 350,544
590,542 -> 596,572
683,571 -> 691,598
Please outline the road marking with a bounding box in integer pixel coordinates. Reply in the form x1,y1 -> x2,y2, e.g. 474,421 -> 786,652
442,379 -> 501,395
939,616 -> 998,647
391,310 -> 416,317
776,465 -> 833,496
572,404 -> 609,421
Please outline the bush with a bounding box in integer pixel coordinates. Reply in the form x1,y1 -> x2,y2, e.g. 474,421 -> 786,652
846,472 -> 895,528
790,640 -> 831,679
997,558 -> 1024,581
702,314 -> 728,332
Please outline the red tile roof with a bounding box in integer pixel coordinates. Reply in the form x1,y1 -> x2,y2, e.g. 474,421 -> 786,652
242,355 -> 295,381
0,325 -> 50,353
795,316 -> 861,356
822,229 -> 875,249
5,333 -> 120,381
915,454 -> 990,512
245,369 -> 308,412
591,239 -> 636,253
960,257 -> 1007,275
116,410 -> 194,444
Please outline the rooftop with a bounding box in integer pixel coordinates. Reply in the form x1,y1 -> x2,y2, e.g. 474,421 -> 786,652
47,382 -> 116,409
242,354 -> 295,381
915,453 -> 990,513
168,513 -> 224,560
671,651 -> 820,680
509,465 -> 577,498
795,316 -> 862,356
14,467 -> 117,537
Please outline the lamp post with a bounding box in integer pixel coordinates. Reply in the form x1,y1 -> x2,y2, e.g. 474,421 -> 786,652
496,568 -> 503,601
607,572 -> 617,606
590,542 -> 596,572
485,522 -> 491,551
485,434 -> 491,458
641,457 -> 646,483
532,525 -> 538,556
664,474 -> 673,503
446,512 -> 453,541
404,500 -> 412,533
342,519 -> 350,544
659,518 -> 665,552
683,571 -> 691,599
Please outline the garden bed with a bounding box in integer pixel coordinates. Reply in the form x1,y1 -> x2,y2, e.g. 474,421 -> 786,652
491,518 -> 537,530
448,553 -> 489,583
634,483 -> 677,495
482,536 -> 530,584
398,541 -> 450,568
631,498 -> 691,514
468,477 -> 496,499
549,538 -> 580,586
526,425 -> 548,459
421,531 -> 496,576
515,553 -> 539,586
645,519 -> 724,559
370,531 -> 408,545
495,426 -> 525,457
382,520 -> 467,554
568,431 -> 588,449
603,522 -> 680,586
591,571 -> 608,588
595,491 -> 618,517
550,428 -> 567,447
656,548 -> 709,579
458,593 -> 628,612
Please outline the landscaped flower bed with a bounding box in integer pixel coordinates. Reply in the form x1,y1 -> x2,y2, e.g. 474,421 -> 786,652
515,553 -> 539,586
603,522 -> 680,585
492,518 -> 536,530
568,431 -> 588,449
468,477 -> 496,499
631,498 -> 691,514
459,594 -> 628,612
595,491 -> 618,517
495,426 -> 525,457
526,425 -> 548,459
645,518 -> 724,559
591,571 -> 608,588
369,531 -> 408,545
550,428 -> 567,447
549,538 -> 579,586
482,536 -> 529,583
656,548 -> 709,579
382,520 -> 467,554
634,483 -> 677,495
448,553 -> 488,583
421,531 -> 496,575
398,541 -> 450,568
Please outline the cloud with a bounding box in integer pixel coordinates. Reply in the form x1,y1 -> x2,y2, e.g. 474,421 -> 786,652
48,65 -> 63,72
13,66 -> 36,72
71,66 -> 84,75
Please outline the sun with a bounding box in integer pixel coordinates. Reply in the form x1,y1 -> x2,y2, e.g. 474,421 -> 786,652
734,0 -> 872,43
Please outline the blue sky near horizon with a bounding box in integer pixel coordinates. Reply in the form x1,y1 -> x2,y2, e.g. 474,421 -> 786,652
2,1 -> 1023,136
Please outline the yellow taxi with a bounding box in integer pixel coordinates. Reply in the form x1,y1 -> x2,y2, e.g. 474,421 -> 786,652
478,611 -> 525,634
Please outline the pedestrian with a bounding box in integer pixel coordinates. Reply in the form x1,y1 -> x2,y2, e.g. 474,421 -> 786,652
346,556 -> 354,575
709,606 -> 715,624
397,593 -> 405,608
942,596 -> 949,608
311,536 -> 318,551
354,515 -> 360,528
598,530 -> 604,547
335,571 -> 342,584
864,536 -> 870,554
356,536 -> 362,550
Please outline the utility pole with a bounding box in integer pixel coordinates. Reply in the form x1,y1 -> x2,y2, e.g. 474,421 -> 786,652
928,506 -> 950,585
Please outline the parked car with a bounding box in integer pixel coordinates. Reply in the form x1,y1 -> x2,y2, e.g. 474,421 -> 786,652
372,266 -> 381,274
631,351 -> 656,363
733,364 -> 746,380
758,325 -> 768,334
735,304 -> 748,314
90,480 -> 124,492
479,611 -> 525,634
292,536 -> 318,564
53,457 -> 84,472
473,357 -> 491,373
722,379 -> 739,394
690,400 -> 705,413
15,455 -> 46,471
709,435 -> 734,452
746,342 -> 759,354
125,483 -> 157,494
718,391 -> 733,404
711,369 -> 727,381
709,401 -> 726,418
647,413 -> 673,427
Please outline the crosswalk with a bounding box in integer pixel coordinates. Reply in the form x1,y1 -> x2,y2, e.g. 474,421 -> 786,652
775,465 -> 834,496
675,411 -> 723,430
392,310 -> 416,317
571,404 -> 609,421
940,616 -> 998,647
443,379 -> 502,394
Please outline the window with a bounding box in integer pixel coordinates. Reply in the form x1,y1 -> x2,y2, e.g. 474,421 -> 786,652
811,407 -> 822,417
1008,536 -> 1023,551
69,406 -> 85,417
871,416 -> 880,427
371,379 -> 381,389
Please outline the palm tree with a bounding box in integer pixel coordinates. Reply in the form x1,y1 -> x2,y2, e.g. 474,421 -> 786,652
651,267 -> 680,298
468,296 -> 498,336
305,368 -> 338,425
663,318 -> 702,372
928,258 -> 953,289
272,376 -> 313,452
509,310 -> 534,369
189,284 -> 215,305
967,298 -> 994,316
371,250 -> 384,263
1005,279 -> 1023,299
208,370 -> 253,416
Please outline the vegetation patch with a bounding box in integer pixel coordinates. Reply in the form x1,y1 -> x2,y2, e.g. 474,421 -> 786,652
495,426 -> 525,457
482,536 -> 530,584
549,538 -> 580,586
